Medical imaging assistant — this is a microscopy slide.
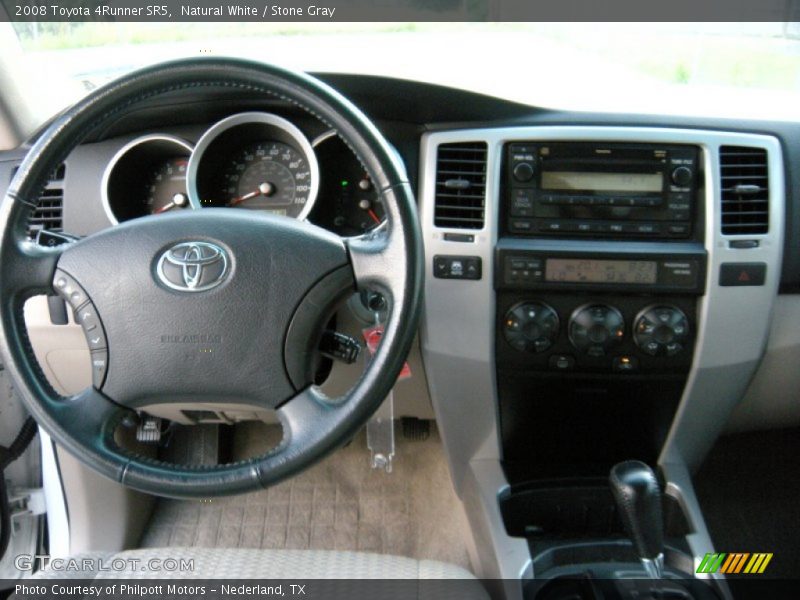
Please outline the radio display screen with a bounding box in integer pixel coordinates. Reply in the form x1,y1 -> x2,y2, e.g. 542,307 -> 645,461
545,258 -> 658,284
541,171 -> 663,193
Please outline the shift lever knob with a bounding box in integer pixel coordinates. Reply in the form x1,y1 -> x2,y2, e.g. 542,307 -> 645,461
609,460 -> 664,578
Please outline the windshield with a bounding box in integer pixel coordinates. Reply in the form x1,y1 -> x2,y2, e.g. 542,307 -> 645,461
5,22 -> 800,121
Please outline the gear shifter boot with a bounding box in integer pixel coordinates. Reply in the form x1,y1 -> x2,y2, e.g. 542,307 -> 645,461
609,460 -> 664,578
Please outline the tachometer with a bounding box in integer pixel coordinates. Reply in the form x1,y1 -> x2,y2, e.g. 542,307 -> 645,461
102,134 -> 193,224
148,158 -> 190,215
221,142 -> 312,217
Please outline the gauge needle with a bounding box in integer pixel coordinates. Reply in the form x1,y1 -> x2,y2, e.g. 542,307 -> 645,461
358,198 -> 381,225
154,193 -> 188,214
229,182 -> 274,207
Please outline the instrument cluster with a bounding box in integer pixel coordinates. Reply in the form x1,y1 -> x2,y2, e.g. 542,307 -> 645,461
102,112 -> 385,236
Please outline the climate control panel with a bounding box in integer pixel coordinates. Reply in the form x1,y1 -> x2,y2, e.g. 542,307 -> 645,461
497,293 -> 696,374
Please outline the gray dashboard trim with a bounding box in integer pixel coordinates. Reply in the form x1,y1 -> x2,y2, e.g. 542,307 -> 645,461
418,126 -> 784,581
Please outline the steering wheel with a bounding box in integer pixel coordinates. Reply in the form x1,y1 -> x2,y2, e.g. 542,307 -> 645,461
0,58 -> 423,498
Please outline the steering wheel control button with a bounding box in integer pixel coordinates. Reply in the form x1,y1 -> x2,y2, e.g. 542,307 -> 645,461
156,241 -> 229,292
504,302 -> 559,353
53,270 -> 109,359
53,270 -> 90,309
433,255 -> 482,280
569,304 -> 625,356
633,305 -> 690,356
90,350 -> 108,388
719,262 -> 767,287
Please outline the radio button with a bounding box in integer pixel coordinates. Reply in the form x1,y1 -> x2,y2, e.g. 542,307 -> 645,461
525,259 -> 542,270
671,166 -> 694,187
511,190 -> 535,216
668,224 -> 690,235
540,221 -> 564,232
627,223 -> 661,235
513,162 -> 535,182
510,219 -> 533,232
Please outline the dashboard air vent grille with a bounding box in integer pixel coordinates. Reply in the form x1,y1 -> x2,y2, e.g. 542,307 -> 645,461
10,165 -> 66,238
434,142 -> 487,229
719,146 -> 768,235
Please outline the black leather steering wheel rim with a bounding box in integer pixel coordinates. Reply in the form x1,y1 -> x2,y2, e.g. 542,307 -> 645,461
0,58 -> 423,498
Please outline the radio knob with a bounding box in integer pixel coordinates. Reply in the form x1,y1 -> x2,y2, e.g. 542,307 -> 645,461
568,304 -> 625,357
513,162 -> 535,183
671,166 -> 693,187
633,305 -> 690,356
504,302 -> 559,353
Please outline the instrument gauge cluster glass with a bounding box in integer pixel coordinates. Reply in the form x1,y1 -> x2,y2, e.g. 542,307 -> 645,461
102,112 -> 392,235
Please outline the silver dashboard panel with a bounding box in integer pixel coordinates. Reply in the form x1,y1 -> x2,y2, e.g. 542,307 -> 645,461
418,126 -> 784,583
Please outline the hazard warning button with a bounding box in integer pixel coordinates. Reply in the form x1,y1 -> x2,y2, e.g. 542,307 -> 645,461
719,262 -> 767,287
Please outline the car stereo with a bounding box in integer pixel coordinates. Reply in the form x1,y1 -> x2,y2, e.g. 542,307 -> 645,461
505,141 -> 699,239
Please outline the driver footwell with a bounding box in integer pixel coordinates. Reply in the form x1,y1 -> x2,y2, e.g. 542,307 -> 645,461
139,421 -> 472,571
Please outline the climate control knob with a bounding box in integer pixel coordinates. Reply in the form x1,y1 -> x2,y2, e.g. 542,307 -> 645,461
633,305 -> 690,356
568,304 -> 625,357
504,302 -> 559,353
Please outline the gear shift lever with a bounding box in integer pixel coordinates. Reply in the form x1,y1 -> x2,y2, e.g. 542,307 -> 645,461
609,460 -> 665,579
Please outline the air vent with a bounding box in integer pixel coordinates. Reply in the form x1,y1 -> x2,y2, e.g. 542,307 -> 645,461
434,142 -> 487,229
719,146 -> 769,235
10,165 -> 66,238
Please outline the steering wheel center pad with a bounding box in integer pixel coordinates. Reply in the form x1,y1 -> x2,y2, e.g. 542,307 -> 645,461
57,208 -> 351,410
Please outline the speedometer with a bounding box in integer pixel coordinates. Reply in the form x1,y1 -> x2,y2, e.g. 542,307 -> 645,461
187,112 -> 319,220
221,142 -> 312,217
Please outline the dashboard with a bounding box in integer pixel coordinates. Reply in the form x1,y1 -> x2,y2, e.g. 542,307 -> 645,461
2,72 -> 800,584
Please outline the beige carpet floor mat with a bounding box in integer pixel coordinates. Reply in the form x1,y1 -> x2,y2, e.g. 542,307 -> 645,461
140,422 -> 472,571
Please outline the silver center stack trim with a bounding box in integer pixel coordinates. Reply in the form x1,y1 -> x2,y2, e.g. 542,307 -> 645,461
418,126 -> 784,591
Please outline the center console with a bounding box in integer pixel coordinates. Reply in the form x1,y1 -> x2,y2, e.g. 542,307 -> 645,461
419,125 -> 784,599
495,140 -> 707,482
492,141 -> 712,597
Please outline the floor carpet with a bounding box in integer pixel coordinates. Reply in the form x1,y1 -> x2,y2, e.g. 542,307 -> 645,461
140,421 -> 473,571
694,427 -> 800,579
